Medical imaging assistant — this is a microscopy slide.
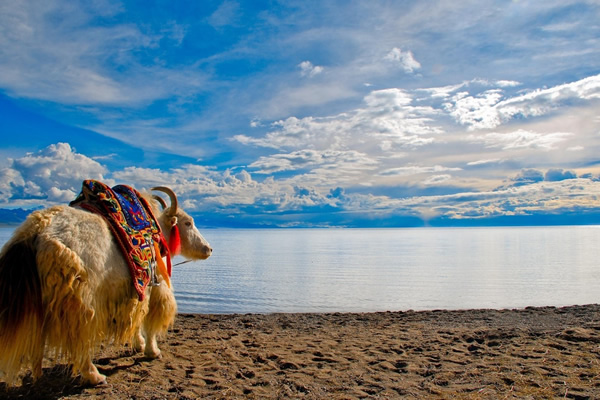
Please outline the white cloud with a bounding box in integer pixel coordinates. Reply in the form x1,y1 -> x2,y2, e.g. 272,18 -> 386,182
541,21 -> 580,33
208,0 -> 241,28
424,174 -> 452,185
498,73 -> 600,112
4,140 -> 600,227
467,159 -> 502,166
231,74 -> 600,201
0,143 -> 107,205
444,74 -> 600,130
471,129 -> 572,150
384,47 -> 421,73
112,166 -> 179,188
418,83 -> 466,99
249,149 -> 378,174
567,146 -> 584,152
0,1 -> 205,106
379,165 -> 461,177
299,61 -> 324,78
235,87 -> 441,153
495,80 -> 521,88
47,186 -> 77,202
394,178 -> 600,221
444,89 -> 505,129
0,168 -> 25,200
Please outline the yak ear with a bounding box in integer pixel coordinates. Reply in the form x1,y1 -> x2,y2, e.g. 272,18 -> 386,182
170,216 -> 178,227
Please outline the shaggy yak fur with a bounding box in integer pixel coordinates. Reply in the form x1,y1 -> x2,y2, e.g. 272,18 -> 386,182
0,187 -> 211,386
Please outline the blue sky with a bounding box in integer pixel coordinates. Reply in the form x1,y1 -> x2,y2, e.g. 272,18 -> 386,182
1,0 -> 600,227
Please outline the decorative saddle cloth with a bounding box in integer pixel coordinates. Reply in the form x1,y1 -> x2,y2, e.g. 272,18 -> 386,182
70,180 -> 170,300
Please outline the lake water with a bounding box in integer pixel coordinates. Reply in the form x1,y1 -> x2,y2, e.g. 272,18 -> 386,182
1,226 -> 600,314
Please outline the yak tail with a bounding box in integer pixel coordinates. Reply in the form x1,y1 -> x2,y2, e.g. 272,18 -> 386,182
0,236 -> 44,384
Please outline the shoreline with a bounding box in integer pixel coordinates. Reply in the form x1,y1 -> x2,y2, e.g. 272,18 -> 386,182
2,304 -> 600,398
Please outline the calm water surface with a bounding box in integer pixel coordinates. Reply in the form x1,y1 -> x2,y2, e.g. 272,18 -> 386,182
2,226 -> 600,314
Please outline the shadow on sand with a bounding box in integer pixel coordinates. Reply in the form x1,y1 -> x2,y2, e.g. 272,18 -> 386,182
0,350 -> 146,400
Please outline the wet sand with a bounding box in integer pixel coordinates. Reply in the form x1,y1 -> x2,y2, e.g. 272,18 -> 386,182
2,305 -> 600,399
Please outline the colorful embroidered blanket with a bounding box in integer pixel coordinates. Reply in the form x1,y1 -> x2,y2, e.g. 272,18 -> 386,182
70,180 -> 169,300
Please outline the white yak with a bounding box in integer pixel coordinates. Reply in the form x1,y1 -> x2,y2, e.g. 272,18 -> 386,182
0,185 -> 212,386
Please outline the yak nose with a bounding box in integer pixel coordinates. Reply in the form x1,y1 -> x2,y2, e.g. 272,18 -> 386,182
205,245 -> 213,256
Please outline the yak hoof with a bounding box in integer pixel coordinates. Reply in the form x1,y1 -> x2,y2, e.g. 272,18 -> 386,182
145,348 -> 162,359
133,336 -> 146,353
84,372 -> 107,386
81,361 -> 107,386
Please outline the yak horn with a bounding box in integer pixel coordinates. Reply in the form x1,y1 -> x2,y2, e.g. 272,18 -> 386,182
152,186 -> 178,216
152,195 -> 167,210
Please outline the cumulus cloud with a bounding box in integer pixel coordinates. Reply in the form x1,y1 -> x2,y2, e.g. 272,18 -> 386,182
384,47 -> 421,73
544,168 -> 577,182
3,141 -> 600,227
231,74 -> 600,206
394,176 -> 600,221
510,169 -> 545,186
504,168 -> 578,188
0,143 -> 107,205
0,143 -> 381,221
444,89 -> 505,129
298,61 -> 324,78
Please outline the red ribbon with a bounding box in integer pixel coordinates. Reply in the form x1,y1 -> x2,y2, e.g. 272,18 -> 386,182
169,224 -> 181,257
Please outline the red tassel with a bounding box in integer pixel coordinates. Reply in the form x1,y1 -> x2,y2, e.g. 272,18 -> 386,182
169,225 -> 181,256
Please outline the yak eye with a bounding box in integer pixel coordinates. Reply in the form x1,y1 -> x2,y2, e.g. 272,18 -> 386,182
185,221 -> 192,227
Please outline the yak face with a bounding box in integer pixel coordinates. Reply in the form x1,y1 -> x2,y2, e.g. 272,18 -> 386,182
172,210 -> 212,260
151,187 -> 212,260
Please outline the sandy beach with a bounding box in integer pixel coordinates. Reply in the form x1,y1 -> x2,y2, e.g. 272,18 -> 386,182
1,305 -> 600,399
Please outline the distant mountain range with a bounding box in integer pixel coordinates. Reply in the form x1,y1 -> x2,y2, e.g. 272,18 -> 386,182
0,208 -> 35,226
2,207 -> 600,229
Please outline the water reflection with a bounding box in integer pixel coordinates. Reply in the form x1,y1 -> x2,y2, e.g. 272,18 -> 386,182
172,226 -> 600,313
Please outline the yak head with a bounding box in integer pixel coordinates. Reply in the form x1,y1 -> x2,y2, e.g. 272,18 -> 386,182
151,187 -> 212,260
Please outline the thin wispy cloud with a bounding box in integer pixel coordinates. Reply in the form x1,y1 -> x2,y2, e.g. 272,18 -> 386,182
471,129 -> 573,151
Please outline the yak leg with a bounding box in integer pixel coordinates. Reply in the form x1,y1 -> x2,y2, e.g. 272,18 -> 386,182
144,332 -> 161,359
143,282 -> 177,359
133,328 -> 146,353
80,355 -> 106,386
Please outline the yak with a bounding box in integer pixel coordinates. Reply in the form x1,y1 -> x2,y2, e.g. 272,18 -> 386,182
0,184 -> 211,386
